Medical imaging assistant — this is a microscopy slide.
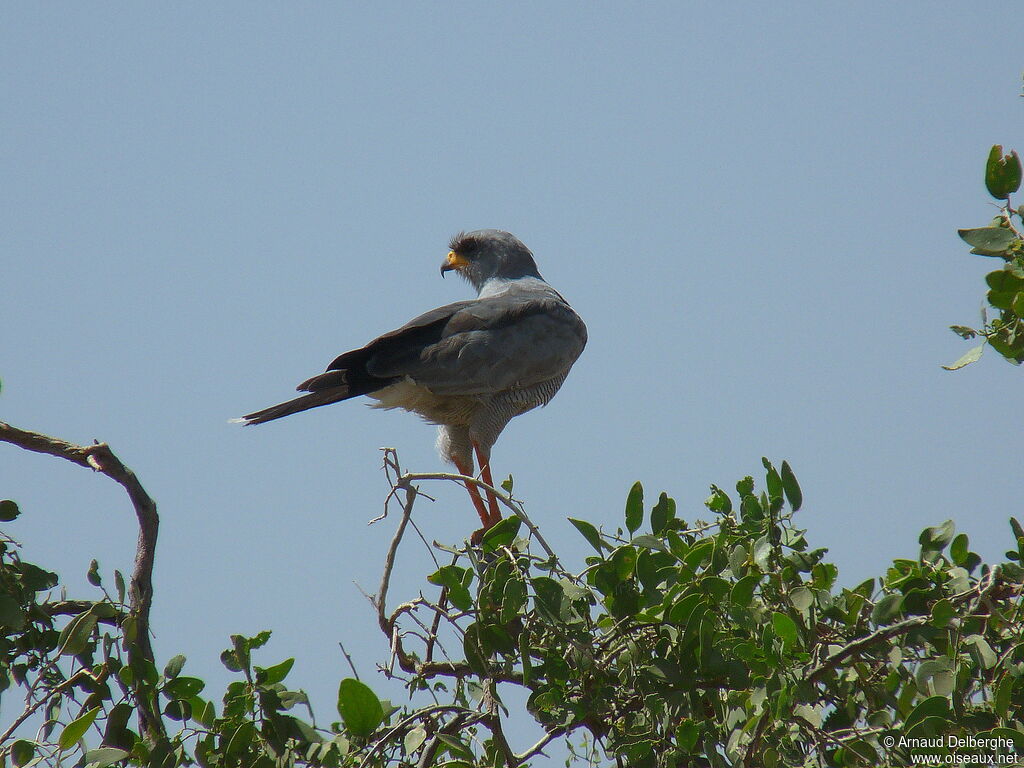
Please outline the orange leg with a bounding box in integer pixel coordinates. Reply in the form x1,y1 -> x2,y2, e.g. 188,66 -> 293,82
453,455 -> 490,527
474,443 -> 502,528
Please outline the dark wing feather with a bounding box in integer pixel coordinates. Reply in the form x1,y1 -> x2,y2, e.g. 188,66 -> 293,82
240,300 -> 476,425
299,299 -> 477,392
367,292 -> 588,396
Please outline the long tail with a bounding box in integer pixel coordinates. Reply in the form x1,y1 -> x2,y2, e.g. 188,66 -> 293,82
234,388 -> 356,426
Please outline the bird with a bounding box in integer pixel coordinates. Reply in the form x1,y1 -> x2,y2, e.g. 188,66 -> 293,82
237,229 -> 587,533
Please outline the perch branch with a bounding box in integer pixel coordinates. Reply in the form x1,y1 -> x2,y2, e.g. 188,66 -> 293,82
398,471 -> 559,563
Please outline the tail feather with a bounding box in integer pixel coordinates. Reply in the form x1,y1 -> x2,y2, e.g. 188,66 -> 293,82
237,389 -> 356,426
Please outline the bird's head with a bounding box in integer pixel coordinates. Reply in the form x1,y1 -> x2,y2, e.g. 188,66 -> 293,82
441,230 -> 542,292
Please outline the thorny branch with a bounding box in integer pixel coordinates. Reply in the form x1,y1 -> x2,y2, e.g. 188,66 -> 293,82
0,421 -> 164,741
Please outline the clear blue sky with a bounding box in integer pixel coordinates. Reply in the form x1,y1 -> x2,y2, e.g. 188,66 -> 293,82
2,2 -> 1021,747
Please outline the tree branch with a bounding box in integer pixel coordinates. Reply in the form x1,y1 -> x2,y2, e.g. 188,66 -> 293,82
806,566 -> 1013,684
0,421 -> 164,741
45,600 -> 126,624
0,669 -> 91,748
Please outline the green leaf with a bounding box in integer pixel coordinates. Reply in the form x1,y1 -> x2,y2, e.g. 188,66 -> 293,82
436,733 -> 475,761
994,674 -> 1014,717
630,534 -> 669,553
986,145 -> 1022,199
20,563 -> 57,592
789,587 -> 814,612
949,533 -> 969,565
904,695 -> 950,729
780,461 -> 802,511
609,546 -> 637,581
57,610 -> 99,656
337,678 -> 383,738
1012,291 -> 1024,317
85,747 -> 130,768
163,654 -> 186,680
731,574 -> 760,606
871,593 -> 903,624
942,344 -> 984,370
11,740 -> 35,767
624,481 -> 643,534
500,575 -> 528,623
462,622 -> 490,674
684,539 -> 715,572
256,657 -> 294,685
531,577 -> 565,621
964,634 -> 996,669
427,565 -> 473,611
163,699 -> 191,721
225,721 -> 255,756
58,706 -> 101,750
114,570 -> 126,605
0,595 -> 25,630
959,226 -> 1016,254
568,517 -> 608,553
705,485 -> 732,514
0,499 -> 21,522
771,612 -> 798,647
677,720 -> 700,752
102,702 -> 133,750
650,492 -> 675,534
481,515 -> 521,551
752,536 -> 773,569
404,725 -> 427,754
919,520 -> 955,553
163,676 -> 205,698
190,697 -> 216,727
90,602 -> 117,619
762,458 -> 782,499
87,559 -> 101,587
929,598 -> 954,628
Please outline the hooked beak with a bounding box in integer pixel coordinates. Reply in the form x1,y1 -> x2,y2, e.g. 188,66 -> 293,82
440,250 -> 469,277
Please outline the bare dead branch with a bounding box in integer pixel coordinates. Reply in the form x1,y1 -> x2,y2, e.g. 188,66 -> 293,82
337,641 -> 360,681
0,421 -> 163,741
375,477 -> 419,673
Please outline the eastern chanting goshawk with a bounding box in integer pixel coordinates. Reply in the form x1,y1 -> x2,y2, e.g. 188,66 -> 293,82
238,230 -> 587,533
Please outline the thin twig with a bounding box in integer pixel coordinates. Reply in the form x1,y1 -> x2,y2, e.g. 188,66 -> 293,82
337,642 -> 360,681
425,582 -> 450,663
0,669 -> 90,746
